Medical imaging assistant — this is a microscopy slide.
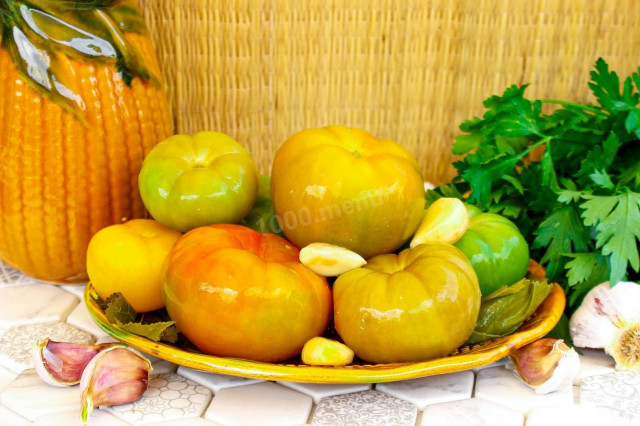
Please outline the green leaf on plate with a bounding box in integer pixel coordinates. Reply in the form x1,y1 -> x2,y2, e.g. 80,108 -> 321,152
466,277 -> 553,345
104,293 -> 136,324
103,293 -> 179,343
117,320 -> 178,343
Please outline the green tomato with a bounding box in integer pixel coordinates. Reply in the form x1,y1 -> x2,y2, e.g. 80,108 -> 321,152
464,203 -> 483,218
455,212 -> 529,296
240,175 -> 284,236
139,131 -> 259,232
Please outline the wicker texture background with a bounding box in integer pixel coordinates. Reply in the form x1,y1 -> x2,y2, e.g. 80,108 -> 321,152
138,0 -> 640,184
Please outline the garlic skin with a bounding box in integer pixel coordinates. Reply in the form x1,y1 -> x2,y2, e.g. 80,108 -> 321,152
508,338 -> 580,395
569,281 -> 640,372
80,346 -> 152,423
32,339 -> 118,387
299,243 -> 366,277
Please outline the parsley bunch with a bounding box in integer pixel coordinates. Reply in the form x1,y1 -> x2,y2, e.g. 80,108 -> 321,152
431,58 -> 640,308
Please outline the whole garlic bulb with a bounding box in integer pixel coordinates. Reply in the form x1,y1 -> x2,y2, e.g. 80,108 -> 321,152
569,281 -> 640,371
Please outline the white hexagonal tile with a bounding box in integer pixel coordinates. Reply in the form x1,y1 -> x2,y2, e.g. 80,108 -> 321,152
420,397 -> 523,426
574,349 -> 616,385
527,404 -> 630,426
0,404 -> 31,426
0,322 -> 94,373
102,373 -> 212,424
278,381 -> 371,404
150,360 -> 178,376
312,390 -> 417,426
0,366 -> 17,394
0,285 -> 78,328
376,371 -> 474,410
205,381 -> 312,426
95,335 -> 120,345
176,366 -> 263,393
474,366 -> 573,414
58,284 -> 87,299
472,357 -> 510,372
580,371 -> 640,421
148,418 -> 221,425
33,409 -> 129,426
66,300 -> 110,339
0,369 -> 80,421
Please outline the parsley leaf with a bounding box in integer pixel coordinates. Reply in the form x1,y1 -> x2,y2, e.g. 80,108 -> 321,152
589,58 -> 639,112
438,58 -> 640,310
564,252 -> 610,305
580,191 -> 640,285
533,206 -> 590,281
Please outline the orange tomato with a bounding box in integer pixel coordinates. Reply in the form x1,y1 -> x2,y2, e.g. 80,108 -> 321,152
163,224 -> 332,362
271,126 -> 425,260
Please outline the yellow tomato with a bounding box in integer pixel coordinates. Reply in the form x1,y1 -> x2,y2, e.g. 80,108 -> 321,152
271,126 -> 425,259
86,219 -> 181,312
333,243 -> 481,364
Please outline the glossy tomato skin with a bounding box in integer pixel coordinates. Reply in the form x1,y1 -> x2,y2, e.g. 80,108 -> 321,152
87,219 -> 182,312
139,132 -> 259,233
333,243 -> 481,364
163,224 -> 332,363
454,213 -> 530,296
271,126 -> 425,260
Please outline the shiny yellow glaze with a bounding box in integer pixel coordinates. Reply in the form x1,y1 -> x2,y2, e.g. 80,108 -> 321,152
84,260 -> 565,384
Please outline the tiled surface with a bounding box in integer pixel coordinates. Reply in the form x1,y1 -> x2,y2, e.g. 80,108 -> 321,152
66,299 -> 110,338
33,409 -> 130,426
376,370 -> 474,410
1,369 -> 81,420
103,373 -> 212,424
0,321 -> 93,373
0,366 -> 17,393
0,261 -> 638,425
420,398 -> 524,426
574,348 -> 616,384
205,381 -> 313,425
177,366 -> 263,393
0,285 -> 78,328
580,371 -> 640,421
58,284 -> 88,299
475,366 -> 574,413
312,390 -> 417,426
278,381 -> 371,404
526,404 -> 631,426
150,359 -> 179,376
0,404 -> 31,426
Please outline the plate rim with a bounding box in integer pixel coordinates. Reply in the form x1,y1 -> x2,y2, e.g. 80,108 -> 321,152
84,273 -> 565,384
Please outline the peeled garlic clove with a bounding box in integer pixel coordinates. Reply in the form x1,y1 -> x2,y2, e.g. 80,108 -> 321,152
299,243 -> 366,277
80,346 -> 152,423
410,198 -> 469,247
301,337 -> 354,366
32,339 -> 117,387
508,338 -> 580,395
569,281 -> 640,371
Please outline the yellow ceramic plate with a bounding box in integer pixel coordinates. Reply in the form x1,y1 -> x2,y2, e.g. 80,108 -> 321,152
84,264 -> 565,384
